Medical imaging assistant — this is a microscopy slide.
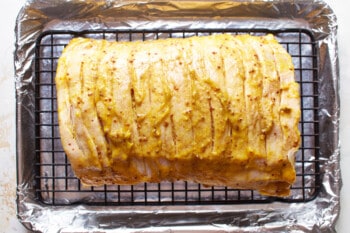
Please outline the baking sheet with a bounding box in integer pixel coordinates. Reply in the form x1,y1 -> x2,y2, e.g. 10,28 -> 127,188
15,0 -> 340,232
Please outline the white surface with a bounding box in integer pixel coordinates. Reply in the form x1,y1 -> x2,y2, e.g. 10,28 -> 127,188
0,1 -> 28,232
0,1 -> 348,232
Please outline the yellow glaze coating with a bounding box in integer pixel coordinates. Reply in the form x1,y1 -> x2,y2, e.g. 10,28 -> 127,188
55,34 -> 300,197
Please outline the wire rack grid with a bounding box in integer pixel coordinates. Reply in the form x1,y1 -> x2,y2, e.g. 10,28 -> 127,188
34,28 -> 320,206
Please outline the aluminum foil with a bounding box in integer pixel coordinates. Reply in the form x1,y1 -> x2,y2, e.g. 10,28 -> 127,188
15,0 -> 340,232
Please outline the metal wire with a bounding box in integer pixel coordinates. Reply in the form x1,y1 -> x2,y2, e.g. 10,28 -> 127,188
34,29 -> 320,206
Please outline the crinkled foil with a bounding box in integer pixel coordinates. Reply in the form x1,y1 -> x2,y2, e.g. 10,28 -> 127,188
15,0 -> 340,232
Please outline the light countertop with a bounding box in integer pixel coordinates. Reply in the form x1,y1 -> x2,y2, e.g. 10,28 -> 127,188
0,0 -> 348,232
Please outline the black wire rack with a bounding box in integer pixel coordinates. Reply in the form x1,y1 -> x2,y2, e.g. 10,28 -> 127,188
34,28 -> 320,206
